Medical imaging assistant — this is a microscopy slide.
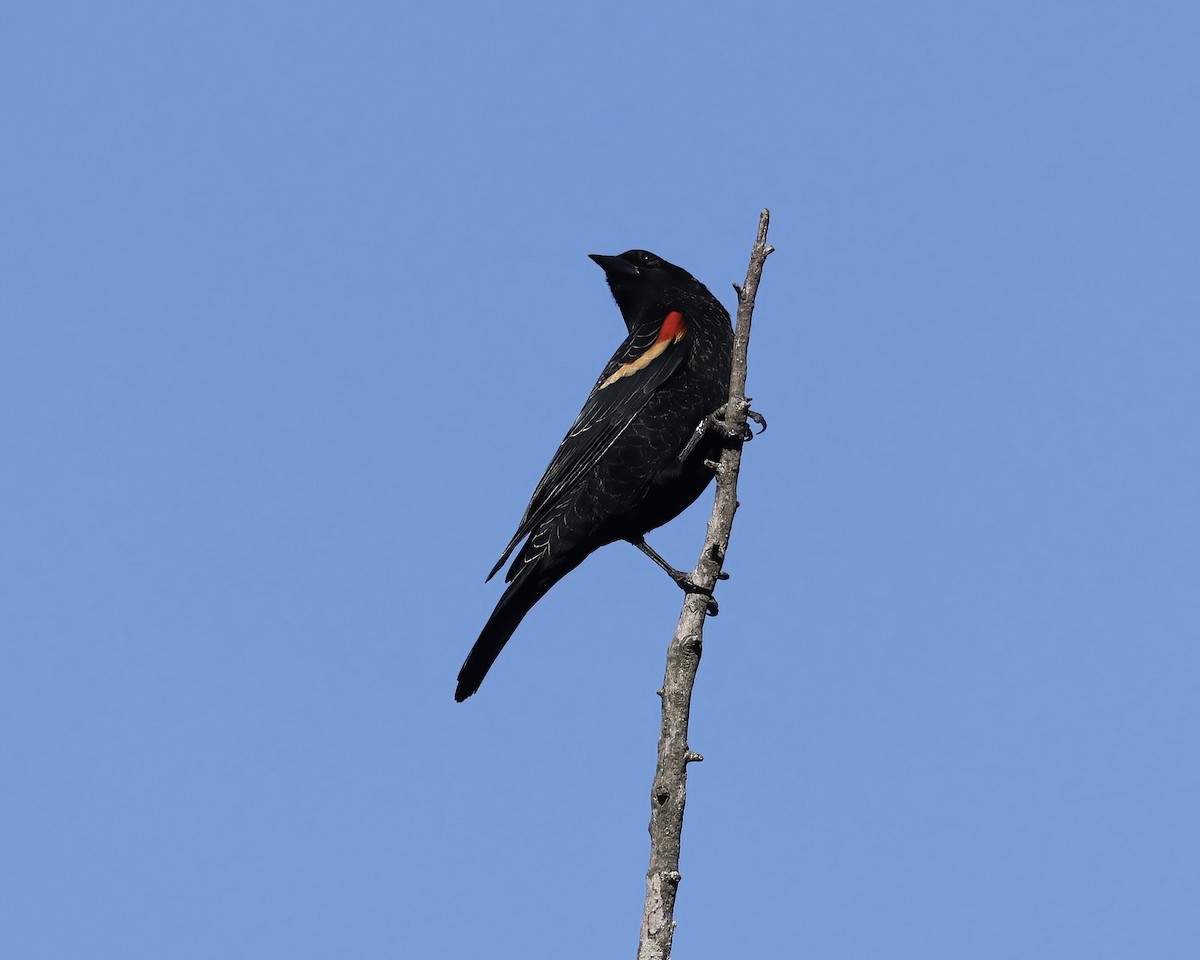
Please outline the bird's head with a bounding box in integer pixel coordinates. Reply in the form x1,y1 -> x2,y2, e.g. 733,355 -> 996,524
588,249 -> 718,329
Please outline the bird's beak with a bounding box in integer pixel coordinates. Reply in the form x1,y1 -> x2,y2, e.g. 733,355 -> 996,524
589,254 -> 639,278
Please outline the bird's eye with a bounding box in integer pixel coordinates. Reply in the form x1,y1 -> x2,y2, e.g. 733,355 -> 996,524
637,252 -> 660,267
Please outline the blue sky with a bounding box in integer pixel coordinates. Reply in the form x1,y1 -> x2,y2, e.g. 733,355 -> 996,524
3,2 -> 1197,957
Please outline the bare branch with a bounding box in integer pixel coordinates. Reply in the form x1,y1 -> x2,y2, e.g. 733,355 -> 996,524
637,210 -> 774,959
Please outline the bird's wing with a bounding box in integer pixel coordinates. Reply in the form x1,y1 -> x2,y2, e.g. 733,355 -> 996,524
487,310 -> 690,581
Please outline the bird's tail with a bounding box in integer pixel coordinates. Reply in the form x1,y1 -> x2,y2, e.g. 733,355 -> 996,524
455,557 -> 579,702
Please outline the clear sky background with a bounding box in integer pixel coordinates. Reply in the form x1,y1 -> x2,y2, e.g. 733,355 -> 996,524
3,2 -> 1197,957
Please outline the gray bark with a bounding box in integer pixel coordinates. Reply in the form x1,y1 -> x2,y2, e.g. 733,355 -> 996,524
637,210 -> 774,960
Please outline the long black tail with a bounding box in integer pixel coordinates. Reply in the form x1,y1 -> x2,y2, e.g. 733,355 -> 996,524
455,557 -> 579,702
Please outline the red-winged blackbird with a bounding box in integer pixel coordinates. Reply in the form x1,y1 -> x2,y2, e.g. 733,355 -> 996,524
455,250 -> 734,702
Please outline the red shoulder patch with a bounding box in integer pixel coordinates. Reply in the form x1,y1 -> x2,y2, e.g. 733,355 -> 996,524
656,311 -> 686,343
599,311 -> 688,389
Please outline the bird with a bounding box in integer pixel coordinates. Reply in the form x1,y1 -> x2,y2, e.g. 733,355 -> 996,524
455,249 -> 734,702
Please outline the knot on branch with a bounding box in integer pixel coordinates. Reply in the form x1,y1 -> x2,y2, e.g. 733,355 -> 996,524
680,632 -> 703,653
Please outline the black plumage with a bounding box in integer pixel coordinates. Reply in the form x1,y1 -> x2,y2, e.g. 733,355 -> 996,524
455,250 -> 733,701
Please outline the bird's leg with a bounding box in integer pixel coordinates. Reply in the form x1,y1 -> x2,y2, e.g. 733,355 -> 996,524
677,412 -> 718,463
677,402 -> 768,463
632,536 -> 692,586
630,536 -> 727,616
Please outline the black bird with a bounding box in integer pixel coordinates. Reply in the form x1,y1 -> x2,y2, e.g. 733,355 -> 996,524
455,250 -> 734,701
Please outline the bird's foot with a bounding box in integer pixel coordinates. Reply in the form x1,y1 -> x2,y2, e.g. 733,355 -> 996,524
731,400 -> 768,442
631,537 -> 723,616
745,407 -> 767,438
666,569 -> 721,617
678,402 -> 767,462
